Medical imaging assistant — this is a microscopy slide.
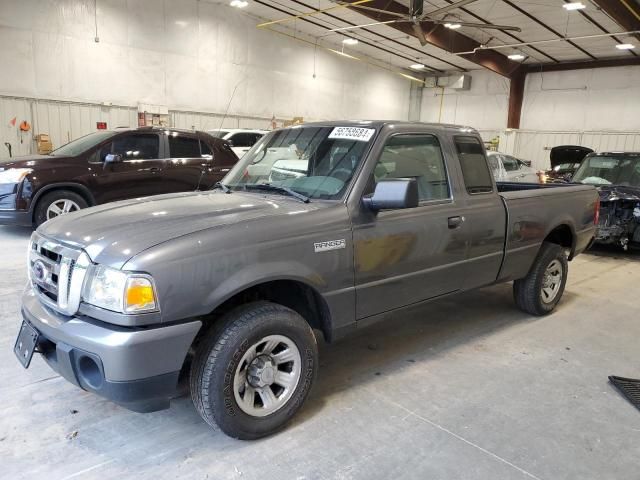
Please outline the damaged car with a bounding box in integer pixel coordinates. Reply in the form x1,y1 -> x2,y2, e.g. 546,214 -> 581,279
546,145 -> 594,183
572,151 -> 640,250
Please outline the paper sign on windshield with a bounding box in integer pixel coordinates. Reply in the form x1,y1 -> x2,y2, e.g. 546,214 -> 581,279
328,127 -> 376,142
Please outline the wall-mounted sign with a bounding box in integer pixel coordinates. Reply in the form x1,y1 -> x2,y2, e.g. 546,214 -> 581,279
97,122 -> 107,130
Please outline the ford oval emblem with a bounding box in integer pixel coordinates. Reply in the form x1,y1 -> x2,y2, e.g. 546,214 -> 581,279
32,260 -> 48,282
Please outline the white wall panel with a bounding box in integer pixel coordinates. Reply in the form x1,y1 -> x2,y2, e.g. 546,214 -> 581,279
420,71 -> 510,131
0,0 -> 410,130
522,66 -> 640,131
502,130 -> 640,171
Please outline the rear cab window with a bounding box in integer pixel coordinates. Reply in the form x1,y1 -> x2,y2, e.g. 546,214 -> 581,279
454,136 -> 494,194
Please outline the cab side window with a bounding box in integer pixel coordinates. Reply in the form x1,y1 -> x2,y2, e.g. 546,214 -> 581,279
111,134 -> 160,160
373,134 -> 450,201
455,136 -> 493,194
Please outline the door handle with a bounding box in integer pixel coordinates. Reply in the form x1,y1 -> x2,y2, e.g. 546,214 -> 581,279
149,167 -> 161,173
448,216 -> 464,229
220,168 -> 230,172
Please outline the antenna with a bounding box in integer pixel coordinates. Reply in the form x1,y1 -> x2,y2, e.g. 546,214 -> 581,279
218,77 -> 247,132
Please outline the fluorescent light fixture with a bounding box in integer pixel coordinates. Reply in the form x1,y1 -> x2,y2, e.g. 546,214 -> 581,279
230,0 -> 248,7
616,43 -> 635,50
328,48 -> 359,60
410,63 -> 426,70
508,53 -> 525,60
400,73 -> 425,83
562,2 -> 586,10
444,23 -> 461,29
342,38 -> 358,45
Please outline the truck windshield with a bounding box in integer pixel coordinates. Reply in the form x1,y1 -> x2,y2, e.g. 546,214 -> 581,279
222,126 -> 376,200
49,131 -> 116,157
572,155 -> 640,187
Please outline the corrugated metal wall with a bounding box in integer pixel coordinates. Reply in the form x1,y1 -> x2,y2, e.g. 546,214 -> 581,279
0,96 -> 281,157
3,94 -> 639,169
507,130 -> 640,171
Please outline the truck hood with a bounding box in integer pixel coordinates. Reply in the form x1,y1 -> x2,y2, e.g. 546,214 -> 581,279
38,190 -> 322,268
597,185 -> 640,202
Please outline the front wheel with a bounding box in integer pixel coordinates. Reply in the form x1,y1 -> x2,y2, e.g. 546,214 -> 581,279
34,190 -> 88,226
513,242 -> 568,316
190,301 -> 318,440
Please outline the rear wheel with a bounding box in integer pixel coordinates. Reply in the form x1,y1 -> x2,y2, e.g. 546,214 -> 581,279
513,242 -> 568,316
190,301 -> 318,439
34,190 -> 88,226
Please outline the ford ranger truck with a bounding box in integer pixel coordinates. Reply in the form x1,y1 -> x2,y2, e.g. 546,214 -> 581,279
15,122 -> 599,440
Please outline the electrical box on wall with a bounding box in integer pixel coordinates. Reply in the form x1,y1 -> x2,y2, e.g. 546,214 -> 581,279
436,74 -> 472,90
423,76 -> 438,88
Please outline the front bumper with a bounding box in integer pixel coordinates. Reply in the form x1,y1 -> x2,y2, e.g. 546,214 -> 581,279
21,287 -> 201,412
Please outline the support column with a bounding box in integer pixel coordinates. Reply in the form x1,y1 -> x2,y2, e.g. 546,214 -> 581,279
507,70 -> 525,129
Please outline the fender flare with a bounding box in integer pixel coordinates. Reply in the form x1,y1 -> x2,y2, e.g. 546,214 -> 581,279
544,216 -> 577,258
29,182 -> 96,216
202,262 -> 333,337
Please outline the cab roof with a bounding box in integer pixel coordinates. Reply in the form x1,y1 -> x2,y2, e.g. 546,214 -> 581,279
292,120 -> 479,134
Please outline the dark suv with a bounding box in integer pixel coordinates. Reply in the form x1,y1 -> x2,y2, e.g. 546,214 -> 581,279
0,127 -> 238,226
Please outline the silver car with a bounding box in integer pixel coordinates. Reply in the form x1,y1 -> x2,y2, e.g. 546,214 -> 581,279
487,151 -> 540,183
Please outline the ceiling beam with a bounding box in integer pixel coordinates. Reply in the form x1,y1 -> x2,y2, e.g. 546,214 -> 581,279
442,0 -> 559,63
592,0 -> 640,42
500,0 -> 598,60
524,56 -> 640,73
286,0 -> 467,71
565,0 -> 637,56
253,0 -> 446,72
341,0 -> 523,78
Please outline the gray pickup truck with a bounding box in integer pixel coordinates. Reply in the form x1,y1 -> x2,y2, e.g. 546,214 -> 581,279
15,121 -> 598,439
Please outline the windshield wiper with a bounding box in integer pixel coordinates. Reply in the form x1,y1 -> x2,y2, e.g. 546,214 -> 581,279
213,181 -> 231,193
242,183 -> 310,203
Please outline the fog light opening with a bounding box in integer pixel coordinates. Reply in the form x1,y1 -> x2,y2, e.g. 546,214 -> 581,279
77,355 -> 103,389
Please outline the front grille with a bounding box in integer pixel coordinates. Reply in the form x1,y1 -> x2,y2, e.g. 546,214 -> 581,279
29,232 -> 90,316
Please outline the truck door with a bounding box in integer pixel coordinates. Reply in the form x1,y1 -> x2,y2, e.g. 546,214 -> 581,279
351,133 -> 471,319
452,136 -> 507,289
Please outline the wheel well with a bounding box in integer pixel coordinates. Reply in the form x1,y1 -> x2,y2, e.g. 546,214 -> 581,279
204,280 -> 333,343
32,185 -> 95,220
544,224 -> 574,256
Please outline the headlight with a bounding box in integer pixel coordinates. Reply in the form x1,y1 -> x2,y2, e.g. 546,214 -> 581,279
0,168 -> 32,184
83,264 -> 158,314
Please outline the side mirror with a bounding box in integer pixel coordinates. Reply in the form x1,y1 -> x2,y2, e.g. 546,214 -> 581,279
363,178 -> 419,211
104,153 -> 123,164
226,139 -> 234,147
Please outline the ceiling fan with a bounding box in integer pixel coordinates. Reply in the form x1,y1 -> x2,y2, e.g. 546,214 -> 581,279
334,0 -> 522,46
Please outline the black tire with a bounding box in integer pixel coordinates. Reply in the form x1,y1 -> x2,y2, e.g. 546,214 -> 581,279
34,190 -> 88,226
513,241 -> 568,316
190,301 -> 318,440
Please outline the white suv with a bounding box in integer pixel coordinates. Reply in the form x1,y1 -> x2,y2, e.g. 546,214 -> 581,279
208,129 -> 268,158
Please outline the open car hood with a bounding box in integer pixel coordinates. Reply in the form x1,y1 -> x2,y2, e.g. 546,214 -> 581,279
550,145 -> 594,169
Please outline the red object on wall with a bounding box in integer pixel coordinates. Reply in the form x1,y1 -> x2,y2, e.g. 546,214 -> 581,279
96,122 -> 107,130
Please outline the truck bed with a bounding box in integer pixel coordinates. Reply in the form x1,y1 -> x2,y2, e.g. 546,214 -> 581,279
496,181 -> 597,283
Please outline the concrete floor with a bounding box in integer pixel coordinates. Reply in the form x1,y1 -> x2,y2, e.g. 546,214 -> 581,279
1,225 -> 639,480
